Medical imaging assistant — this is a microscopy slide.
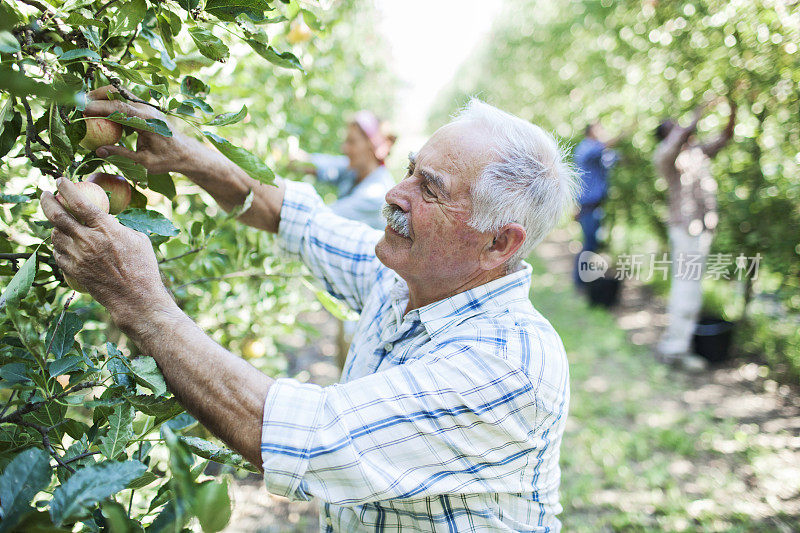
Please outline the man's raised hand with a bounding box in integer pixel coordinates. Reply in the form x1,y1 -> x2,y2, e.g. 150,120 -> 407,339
86,85 -> 196,175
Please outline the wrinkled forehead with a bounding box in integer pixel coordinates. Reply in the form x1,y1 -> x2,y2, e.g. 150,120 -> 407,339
416,122 -> 497,193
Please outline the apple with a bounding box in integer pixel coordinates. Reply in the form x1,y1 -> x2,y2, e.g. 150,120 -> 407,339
287,20 -> 313,44
55,181 -> 110,293
80,117 -> 123,151
86,172 -> 131,214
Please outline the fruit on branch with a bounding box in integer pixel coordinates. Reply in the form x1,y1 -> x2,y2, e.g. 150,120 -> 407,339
86,172 -> 131,214
55,181 -> 110,293
80,117 -> 123,151
287,20 -> 313,44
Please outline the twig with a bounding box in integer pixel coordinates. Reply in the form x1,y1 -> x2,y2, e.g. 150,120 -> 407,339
159,246 -> 204,265
117,27 -> 139,62
0,381 -> 99,425
63,450 -> 100,465
105,74 -> 165,112
44,292 -> 75,358
174,271 -> 297,290
18,420 -> 75,473
0,391 -> 17,419
95,0 -> 120,17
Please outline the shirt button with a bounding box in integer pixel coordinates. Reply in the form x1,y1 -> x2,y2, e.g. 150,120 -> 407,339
384,343 -> 393,352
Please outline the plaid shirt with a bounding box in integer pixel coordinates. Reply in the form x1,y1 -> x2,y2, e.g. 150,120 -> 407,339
261,180 -> 570,532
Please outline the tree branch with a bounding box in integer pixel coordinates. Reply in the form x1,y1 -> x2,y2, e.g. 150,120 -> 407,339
159,246 -> 205,265
0,381 -> 99,425
95,0 -> 120,17
173,270 -> 297,290
18,420 -> 74,473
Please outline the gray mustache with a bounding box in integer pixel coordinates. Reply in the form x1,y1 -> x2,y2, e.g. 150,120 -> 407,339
382,204 -> 410,237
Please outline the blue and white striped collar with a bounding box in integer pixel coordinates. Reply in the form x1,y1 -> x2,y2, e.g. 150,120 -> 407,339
388,261 -> 534,338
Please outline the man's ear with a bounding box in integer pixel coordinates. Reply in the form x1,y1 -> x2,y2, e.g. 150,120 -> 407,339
479,223 -> 526,271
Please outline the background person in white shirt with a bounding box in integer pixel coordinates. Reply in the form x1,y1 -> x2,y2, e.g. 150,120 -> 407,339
42,87 -> 577,531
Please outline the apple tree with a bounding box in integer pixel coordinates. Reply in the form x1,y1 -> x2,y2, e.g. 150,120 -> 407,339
0,0 -> 393,530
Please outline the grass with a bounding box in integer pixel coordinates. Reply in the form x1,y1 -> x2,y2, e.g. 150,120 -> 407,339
527,257 -> 795,532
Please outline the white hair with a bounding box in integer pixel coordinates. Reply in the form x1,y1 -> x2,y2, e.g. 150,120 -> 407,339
453,99 -> 578,269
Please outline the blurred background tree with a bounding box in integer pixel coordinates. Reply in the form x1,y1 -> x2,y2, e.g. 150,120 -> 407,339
430,0 -> 799,381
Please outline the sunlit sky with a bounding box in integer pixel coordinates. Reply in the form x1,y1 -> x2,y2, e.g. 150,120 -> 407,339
374,0 -> 503,154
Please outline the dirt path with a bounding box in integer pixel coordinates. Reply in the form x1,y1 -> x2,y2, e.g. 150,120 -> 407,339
224,229 -> 800,531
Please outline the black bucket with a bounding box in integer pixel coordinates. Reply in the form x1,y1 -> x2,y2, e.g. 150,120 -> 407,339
587,277 -> 621,308
692,316 -> 735,363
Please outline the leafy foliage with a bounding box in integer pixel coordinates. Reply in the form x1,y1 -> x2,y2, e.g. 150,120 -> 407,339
431,0 -> 799,377
0,0 -> 394,529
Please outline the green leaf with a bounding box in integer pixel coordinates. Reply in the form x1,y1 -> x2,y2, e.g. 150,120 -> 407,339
181,97 -> 213,114
207,105 -> 247,126
301,279 -> 359,321
193,479 -> 231,532
0,31 -> 20,54
179,436 -> 258,472
104,154 -> 147,183
25,399 -> 66,429
48,103 -> 73,168
48,354 -> 84,378
130,356 -> 167,397
103,111 -> 172,137
0,362 -> 30,385
180,76 -> 210,97
65,12 -> 107,29
49,461 -> 147,526
101,501 -> 143,533
107,344 -> 135,391
127,470 -> 159,490
246,40 -> 303,70
0,194 -> 30,203
125,395 -> 183,425
98,404 -> 134,459
147,173 -> 176,200
58,48 -> 101,62
156,14 -> 175,58
0,249 -> 36,310
204,0 -> 273,22
202,132 -> 274,184
117,209 -> 179,237
44,312 -> 84,358
109,0 -> 146,36
0,66 -> 75,103
0,104 -> 22,159
0,448 -> 51,533
188,28 -> 229,62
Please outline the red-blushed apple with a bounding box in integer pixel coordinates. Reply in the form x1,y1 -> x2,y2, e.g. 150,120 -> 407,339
55,181 -> 110,293
79,117 -> 123,151
86,172 -> 131,214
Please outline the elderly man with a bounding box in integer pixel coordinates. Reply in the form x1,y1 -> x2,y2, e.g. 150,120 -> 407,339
41,88 -> 576,532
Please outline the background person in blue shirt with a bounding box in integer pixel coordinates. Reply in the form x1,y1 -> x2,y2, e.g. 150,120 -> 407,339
572,122 -> 621,285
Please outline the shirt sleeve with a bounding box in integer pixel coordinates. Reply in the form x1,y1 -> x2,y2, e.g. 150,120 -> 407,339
329,179 -> 389,230
277,179 -> 385,314
260,342 -> 566,506
309,153 -> 349,183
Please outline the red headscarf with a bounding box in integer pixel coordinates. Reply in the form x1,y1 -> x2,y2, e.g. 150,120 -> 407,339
352,110 -> 395,164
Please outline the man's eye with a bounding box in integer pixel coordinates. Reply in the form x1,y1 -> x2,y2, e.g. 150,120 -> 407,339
422,183 -> 435,197
405,165 -> 414,177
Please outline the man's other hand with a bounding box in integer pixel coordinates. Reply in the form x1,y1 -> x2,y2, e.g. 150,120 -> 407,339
86,85 -> 195,175
41,178 -> 174,325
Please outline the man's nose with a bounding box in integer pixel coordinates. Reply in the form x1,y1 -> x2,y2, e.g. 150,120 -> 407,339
385,182 -> 411,212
